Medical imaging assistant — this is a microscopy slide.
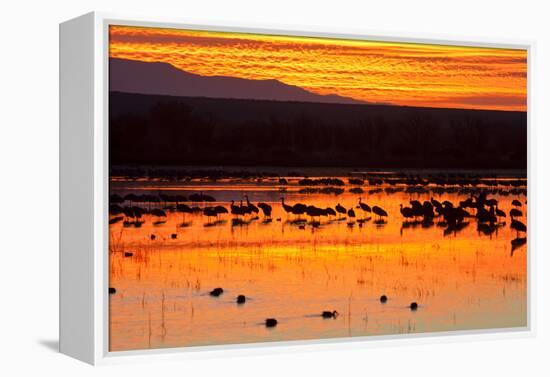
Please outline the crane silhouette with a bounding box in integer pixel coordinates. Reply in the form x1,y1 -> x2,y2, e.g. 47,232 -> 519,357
244,195 -> 259,214
230,200 -> 245,218
280,198 -> 306,220
214,205 -> 228,215
324,207 -> 336,219
510,219 -> 526,237
306,205 -> 325,222
495,206 -> 506,221
400,204 -> 414,221
357,198 -> 371,217
510,208 -> 523,219
257,202 -> 272,218
430,197 -> 442,210
347,208 -> 356,226
335,203 -> 346,219
203,207 -> 218,223
372,206 -> 388,222
512,199 -> 522,207
280,197 -> 293,216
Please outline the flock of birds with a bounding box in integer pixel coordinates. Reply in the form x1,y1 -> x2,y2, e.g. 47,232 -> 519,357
109,192 -> 389,231
279,197 -> 388,226
108,183 -> 527,330
398,191 -> 527,250
109,189 -> 526,247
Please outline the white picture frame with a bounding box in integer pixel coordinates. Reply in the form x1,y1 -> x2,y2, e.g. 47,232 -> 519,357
59,11 -> 535,365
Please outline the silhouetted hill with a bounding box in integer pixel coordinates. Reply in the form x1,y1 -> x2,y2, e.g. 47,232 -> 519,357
109,91 -> 527,169
110,58 -> 367,105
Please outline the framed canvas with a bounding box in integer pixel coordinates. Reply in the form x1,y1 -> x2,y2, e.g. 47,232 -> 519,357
59,12 -> 533,365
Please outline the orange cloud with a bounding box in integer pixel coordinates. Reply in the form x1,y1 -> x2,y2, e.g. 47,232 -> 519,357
109,25 -> 527,111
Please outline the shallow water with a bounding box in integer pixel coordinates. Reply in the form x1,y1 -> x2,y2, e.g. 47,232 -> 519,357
109,178 -> 527,351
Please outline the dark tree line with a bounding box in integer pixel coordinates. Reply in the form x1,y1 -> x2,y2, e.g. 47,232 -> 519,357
109,96 -> 527,169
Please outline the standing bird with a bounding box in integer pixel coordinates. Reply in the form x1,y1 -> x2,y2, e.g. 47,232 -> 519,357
510,208 -> 523,219
477,205 -> 496,224
511,236 -> 527,252
214,205 -> 228,216
357,198 -> 372,217
510,219 -> 527,237
176,203 -> 193,222
347,208 -> 356,226
291,202 -> 307,219
306,205 -> 325,222
485,198 -> 498,207
280,198 -> 306,220
150,208 -> 167,225
230,200 -> 245,218
245,195 -> 259,214
335,203 -> 347,218
257,202 -> 272,218
422,201 -> 435,219
280,197 -> 294,217
324,207 -> 336,220
442,200 -> 453,208
410,200 -> 423,218
400,204 -> 414,221
495,206 -> 506,221
372,206 -> 388,222
430,197 -> 442,210
203,207 -> 219,223
240,200 -> 253,217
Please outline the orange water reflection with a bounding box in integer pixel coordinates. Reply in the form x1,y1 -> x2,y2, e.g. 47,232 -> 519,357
109,182 -> 527,351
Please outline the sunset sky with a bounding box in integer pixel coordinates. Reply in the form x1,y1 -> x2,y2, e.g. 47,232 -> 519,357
109,25 -> 527,111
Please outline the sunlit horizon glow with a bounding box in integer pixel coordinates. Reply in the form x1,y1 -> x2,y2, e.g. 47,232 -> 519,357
109,25 -> 527,112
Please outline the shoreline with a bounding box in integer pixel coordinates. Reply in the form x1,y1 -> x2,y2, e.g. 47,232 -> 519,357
110,165 -> 527,179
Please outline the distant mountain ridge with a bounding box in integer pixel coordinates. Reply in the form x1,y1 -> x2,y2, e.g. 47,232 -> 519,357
109,58 -> 368,105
